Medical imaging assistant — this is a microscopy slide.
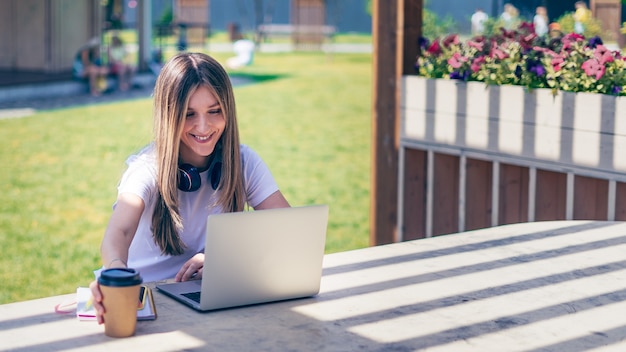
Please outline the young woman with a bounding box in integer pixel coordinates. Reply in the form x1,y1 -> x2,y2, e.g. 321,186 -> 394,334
89,52 -> 289,323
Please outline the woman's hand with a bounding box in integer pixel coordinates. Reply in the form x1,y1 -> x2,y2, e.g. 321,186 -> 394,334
175,252 -> 204,282
88,280 -> 105,325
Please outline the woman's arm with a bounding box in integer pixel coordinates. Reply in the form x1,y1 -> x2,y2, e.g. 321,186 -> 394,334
254,190 -> 290,210
100,192 -> 145,268
90,192 -> 144,324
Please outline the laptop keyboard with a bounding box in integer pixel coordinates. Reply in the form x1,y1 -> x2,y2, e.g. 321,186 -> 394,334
182,291 -> 201,303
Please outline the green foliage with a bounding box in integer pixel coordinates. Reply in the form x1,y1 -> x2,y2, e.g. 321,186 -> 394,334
0,51 -> 372,304
554,11 -> 603,40
422,9 -> 456,39
158,6 -> 173,25
364,0 -> 456,39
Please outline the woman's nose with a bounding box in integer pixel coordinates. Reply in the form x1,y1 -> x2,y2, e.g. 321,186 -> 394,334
197,114 -> 212,131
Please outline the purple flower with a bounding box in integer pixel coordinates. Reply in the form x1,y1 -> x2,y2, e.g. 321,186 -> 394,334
450,70 -> 469,81
526,59 -> 546,77
418,36 -> 430,51
588,36 -> 603,49
612,85 -> 622,95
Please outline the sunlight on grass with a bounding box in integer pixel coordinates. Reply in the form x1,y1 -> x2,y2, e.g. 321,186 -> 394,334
0,51 -> 371,304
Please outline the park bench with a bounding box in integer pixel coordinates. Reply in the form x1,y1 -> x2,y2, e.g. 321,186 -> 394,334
257,24 -> 336,49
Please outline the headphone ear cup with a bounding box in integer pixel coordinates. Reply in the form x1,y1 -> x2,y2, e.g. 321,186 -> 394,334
209,161 -> 222,190
178,164 -> 201,192
207,152 -> 223,190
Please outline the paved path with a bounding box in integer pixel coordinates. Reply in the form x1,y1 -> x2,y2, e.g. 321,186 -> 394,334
0,74 -> 157,116
0,74 -> 255,118
0,83 -> 154,114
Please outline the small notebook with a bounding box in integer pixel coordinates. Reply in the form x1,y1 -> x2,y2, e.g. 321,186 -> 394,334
76,285 -> 157,321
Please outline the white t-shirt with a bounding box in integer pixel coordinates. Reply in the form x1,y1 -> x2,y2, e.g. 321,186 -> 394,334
227,39 -> 255,68
534,15 -> 548,37
115,143 -> 279,282
471,11 -> 488,35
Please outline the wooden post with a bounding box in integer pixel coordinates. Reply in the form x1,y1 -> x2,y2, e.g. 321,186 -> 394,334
371,0 -> 422,245
291,0 -> 326,47
590,0 -> 624,47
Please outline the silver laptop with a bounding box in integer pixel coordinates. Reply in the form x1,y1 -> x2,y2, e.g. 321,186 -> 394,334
156,205 -> 329,311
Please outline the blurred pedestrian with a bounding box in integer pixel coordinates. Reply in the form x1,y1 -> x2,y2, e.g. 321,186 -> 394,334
573,1 -> 591,34
108,34 -> 135,92
73,37 -> 109,96
500,3 -> 519,30
226,24 -> 255,69
534,6 -> 549,37
471,8 -> 489,36
548,22 -> 563,39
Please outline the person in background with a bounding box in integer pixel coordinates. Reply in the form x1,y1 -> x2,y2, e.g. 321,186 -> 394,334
226,23 -> 255,69
500,3 -> 519,30
471,8 -> 489,36
534,6 -> 549,37
548,22 -> 564,39
73,37 -> 109,96
88,52 -> 290,325
108,34 -> 134,92
573,1 -> 591,34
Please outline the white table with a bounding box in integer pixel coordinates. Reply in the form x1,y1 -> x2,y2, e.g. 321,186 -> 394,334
2,220 -> 626,351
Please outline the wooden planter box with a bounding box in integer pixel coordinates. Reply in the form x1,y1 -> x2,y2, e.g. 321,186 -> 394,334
399,76 -> 626,239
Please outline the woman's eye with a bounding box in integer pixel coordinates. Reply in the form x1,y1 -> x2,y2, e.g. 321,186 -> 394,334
209,109 -> 222,115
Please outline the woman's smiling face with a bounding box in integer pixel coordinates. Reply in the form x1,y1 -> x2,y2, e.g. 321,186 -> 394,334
179,85 -> 226,168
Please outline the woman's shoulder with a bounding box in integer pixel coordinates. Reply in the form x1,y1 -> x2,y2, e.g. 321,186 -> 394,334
125,143 -> 157,173
239,144 -> 268,165
239,144 -> 259,157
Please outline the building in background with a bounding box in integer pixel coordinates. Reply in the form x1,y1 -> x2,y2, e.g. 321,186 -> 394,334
0,0 -> 370,85
127,0 -> 372,34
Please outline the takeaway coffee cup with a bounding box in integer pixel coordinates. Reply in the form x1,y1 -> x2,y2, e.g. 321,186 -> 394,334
98,268 -> 143,338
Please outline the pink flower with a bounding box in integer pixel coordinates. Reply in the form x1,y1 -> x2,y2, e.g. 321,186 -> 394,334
563,33 -> 585,42
561,33 -> 585,52
519,33 -> 537,50
532,46 -> 558,57
467,40 -> 484,51
427,40 -> 442,55
519,22 -> 535,34
551,56 -> 565,72
594,45 -> 614,64
499,28 -> 516,39
442,34 -> 460,48
490,47 -> 508,60
447,52 -> 468,69
582,59 -> 606,79
471,56 -> 486,72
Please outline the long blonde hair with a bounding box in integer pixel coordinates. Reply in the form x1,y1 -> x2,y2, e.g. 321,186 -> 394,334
151,52 -> 245,255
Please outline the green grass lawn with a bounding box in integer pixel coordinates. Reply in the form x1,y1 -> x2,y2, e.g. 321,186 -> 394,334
0,50 -> 372,304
